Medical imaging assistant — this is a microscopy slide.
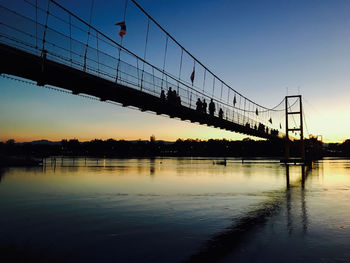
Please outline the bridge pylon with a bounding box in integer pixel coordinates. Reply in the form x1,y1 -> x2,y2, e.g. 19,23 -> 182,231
284,95 -> 305,163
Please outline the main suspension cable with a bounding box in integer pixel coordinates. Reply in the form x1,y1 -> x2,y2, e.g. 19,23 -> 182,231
129,0 -> 284,111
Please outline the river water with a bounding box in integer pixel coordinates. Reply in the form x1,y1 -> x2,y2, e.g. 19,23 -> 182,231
0,158 -> 349,262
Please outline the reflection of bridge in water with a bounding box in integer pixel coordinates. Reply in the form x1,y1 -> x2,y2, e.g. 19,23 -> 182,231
186,164 -> 313,262
0,0 -> 309,141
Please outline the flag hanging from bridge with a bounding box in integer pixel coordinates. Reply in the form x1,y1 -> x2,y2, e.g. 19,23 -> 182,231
233,95 -> 237,106
115,21 -> 126,37
269,118 -> 272,124
256,108 -> 259,116
190,66 -> 195,85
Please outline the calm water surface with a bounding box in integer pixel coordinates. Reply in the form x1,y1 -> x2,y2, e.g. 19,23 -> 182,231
0,158 -> 349,262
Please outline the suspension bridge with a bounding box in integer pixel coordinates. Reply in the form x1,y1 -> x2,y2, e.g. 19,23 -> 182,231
0,0 -> 311,160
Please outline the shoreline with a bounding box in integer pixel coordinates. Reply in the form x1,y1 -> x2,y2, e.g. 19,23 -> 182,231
2,155 -> 349,168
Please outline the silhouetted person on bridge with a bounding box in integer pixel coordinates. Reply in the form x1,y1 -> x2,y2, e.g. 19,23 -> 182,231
271,129 -> 278,136
196,98 -> 202,111
167,87 -> 173,102
202,99 -> 207,114
258,123 -> 265,132
171,90 -> 177,104
166,88 -> 181,106
167,88 -> 175,104
160,89 -> 166,101
209,99 -> 215,116
176,92 -> 181,106
219,108 -> 223,119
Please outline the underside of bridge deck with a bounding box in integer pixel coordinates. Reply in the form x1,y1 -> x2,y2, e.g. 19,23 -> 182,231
0,43 -> 278,140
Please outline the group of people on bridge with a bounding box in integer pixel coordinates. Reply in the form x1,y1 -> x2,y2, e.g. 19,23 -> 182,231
196,98 -> 224,119
245,122 -> 279,136
160,88 -> 278,137
160,88 -> 224,119
160,88 -> 181,106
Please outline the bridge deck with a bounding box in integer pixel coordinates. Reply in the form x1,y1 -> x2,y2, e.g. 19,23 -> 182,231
0,43 -> 277,139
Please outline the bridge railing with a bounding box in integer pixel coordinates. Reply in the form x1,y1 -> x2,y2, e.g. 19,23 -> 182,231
0,1 -> 281,137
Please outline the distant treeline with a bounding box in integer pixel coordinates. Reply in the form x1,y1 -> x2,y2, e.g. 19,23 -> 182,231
1,137 -> 348,158
326,140 -> 350,156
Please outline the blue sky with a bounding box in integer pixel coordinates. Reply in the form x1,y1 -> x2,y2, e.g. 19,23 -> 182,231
0,0 -> 349,142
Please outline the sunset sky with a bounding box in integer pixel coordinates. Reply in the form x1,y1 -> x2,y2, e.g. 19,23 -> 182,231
0,0 -> 349,143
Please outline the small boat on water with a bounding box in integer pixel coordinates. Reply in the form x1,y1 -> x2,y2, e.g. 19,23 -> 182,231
213,159 -> 227,166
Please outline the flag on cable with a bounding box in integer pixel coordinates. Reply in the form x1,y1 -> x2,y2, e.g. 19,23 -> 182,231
190,66 -> 195,85
255,108 -> 259,116
115,21 -> 126,37
269,118 -> 273,124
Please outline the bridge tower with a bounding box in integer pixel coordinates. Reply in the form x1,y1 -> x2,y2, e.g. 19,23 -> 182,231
285,95 -> 305,162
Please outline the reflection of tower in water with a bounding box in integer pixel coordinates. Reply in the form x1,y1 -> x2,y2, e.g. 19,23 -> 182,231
285,165 -> 292,235
285,164 -> 309,236
301,165 -> 308,234
185,163 -> 314,262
